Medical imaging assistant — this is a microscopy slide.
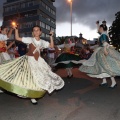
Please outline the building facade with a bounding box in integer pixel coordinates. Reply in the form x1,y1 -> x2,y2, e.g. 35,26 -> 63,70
3,0 -> 56,40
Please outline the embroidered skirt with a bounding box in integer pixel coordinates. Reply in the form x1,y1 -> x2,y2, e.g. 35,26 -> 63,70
53,53 -> 82,68
0,55 -> 64,98
79,47 -> 120,78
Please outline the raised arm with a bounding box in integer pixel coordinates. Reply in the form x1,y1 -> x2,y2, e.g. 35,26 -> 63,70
7,28 -> 14,38
49,31 -> 54,48
15,28 -> 22,41
7,41 -> 15,50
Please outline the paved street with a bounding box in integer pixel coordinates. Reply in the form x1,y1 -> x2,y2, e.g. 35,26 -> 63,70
0,68 -> 120,120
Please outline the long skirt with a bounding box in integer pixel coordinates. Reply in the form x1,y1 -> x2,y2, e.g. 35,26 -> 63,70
54,53 -> 82,68
0,55 -> 64,98
79,47 -> 120,78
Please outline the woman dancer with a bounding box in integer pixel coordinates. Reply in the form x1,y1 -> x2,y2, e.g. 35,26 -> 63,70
0,26 -> 14,93
0,26 -> 14,63
0,25 -> 64,104
54,38 -> 81,78
79,24 -> 120,88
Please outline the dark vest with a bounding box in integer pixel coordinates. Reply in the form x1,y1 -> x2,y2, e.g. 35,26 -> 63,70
26,43 -> 40,61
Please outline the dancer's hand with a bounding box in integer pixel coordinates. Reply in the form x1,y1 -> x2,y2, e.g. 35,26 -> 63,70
49,31 -> 54,37
104,50 -> 108,56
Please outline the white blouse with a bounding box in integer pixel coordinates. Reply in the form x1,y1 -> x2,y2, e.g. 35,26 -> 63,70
22,37 -> 50,49
0,34 -> 8,40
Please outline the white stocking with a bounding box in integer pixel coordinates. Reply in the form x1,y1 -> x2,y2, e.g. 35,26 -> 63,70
101,78 -> 107,84
0,89 -> 3,93
66,68 -> 70,76
110,77 -> 116,87
68,68 -> 72,76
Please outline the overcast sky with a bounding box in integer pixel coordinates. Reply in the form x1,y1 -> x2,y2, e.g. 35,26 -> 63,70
0,0 -> 120,40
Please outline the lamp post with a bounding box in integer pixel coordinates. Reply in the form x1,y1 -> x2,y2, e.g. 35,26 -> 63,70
68,0 -> 73,37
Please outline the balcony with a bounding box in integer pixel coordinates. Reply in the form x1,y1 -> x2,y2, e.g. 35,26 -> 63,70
3,4 -> 39,16
3,14 -> 56,29
39,15 -> 56,29
38,4 -> 56,20
18,15 -> 39,23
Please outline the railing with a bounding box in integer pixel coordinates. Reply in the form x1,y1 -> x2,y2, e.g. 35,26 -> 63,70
3,4 -> 39,16
3,4 -> 56,19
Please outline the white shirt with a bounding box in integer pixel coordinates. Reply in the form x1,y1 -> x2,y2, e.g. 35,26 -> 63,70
0,34 -> 9,41
22,37 -> 50,49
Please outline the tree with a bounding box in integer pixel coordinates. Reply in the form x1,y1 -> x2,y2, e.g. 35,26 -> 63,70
109,11 -> 120,51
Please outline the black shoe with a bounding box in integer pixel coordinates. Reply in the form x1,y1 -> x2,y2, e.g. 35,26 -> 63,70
99,83 -> 108,87
67,75 -> 70,78
109,84 -> 117,89
69,74 -> 73,78
67,74 -> 73,79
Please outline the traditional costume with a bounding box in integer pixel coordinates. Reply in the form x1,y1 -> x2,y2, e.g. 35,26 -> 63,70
0,34 -> 11,64
0,37 -> 64,98
53,39 -> 82,78
79,33 -> 120,87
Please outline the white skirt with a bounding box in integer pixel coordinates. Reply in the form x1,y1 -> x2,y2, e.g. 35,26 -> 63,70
0,55 -> 64,98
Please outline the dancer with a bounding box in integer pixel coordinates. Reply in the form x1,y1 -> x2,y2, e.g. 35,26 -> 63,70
0,26 -> 15,64
53,38 -> 82,78
0,26 -> 14,63
0,25 -> 64,104
79,24 -> 120,88
0,26 -> 14,93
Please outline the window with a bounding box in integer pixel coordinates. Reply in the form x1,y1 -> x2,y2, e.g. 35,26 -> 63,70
51,9 -> 55,15
42,2 -> 45,7
48,7 -> 51,12
41,33 -> 45,37
21,3 -> 25,8
40,22 -> 45,28
28,1 -> 34,6
4,6 -> 11,12
4,7 -> 8,12
46,34 -> 50,38
46,5 -> 48,10
51,27 -> 56,33
46,24 -> 50,30
51,20 -> 55,25
20,22 -> 36,29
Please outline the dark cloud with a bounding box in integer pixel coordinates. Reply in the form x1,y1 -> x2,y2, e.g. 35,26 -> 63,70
54,0 -> 120,29
0,0 -> 119,30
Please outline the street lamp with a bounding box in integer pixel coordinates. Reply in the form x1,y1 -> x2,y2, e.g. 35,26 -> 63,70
68,0 -> 73,37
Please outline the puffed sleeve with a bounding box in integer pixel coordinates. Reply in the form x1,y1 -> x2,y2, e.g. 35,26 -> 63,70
0,34 -> 9,40
101,34 -> 110,48
22,37 -> 32,44
41,40 -> 50,48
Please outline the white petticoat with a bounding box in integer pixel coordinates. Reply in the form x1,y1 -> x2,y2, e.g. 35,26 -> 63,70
28,56 -> 64,93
